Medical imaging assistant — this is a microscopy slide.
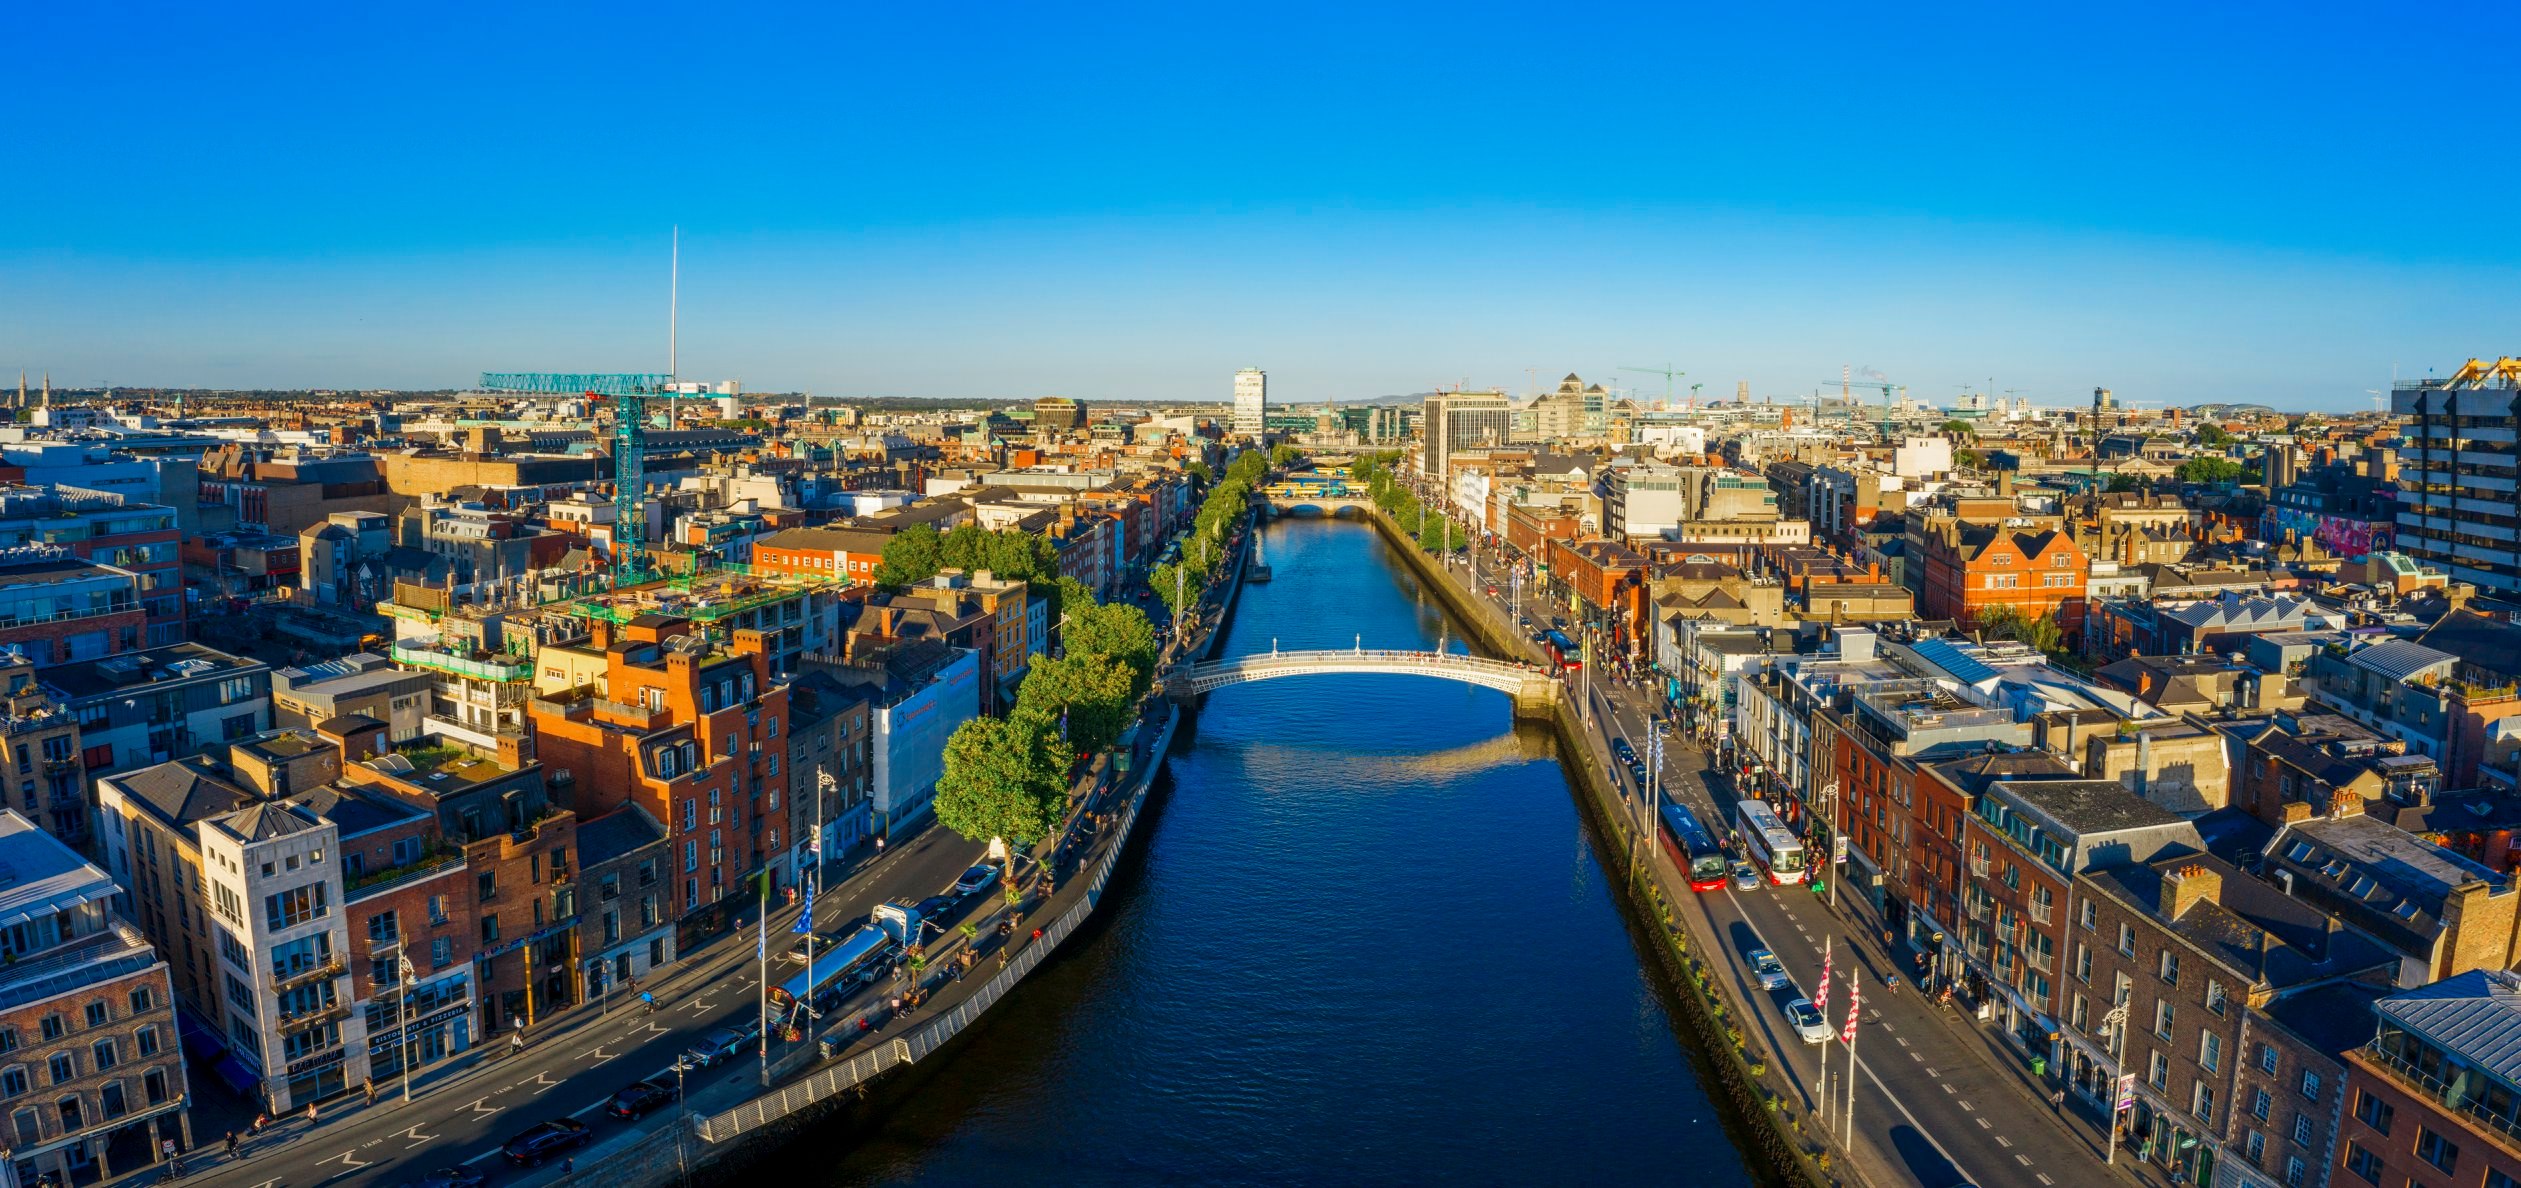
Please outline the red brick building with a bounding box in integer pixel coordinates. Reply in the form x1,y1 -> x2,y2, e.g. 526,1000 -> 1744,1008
1919,523 -> 2089,633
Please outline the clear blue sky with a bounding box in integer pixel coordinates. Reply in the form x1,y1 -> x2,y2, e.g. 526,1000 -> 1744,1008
6,3 -> 2517,410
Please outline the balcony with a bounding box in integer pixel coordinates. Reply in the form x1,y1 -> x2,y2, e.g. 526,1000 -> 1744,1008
1965,897 -> 1993,922
392,639 -> 534,683
593,698 -> 670,732
2359,1046 -> 2521,1149
2028,950 -> 2056,974
2030,902 -> 2055,926
269,957 -> 345,993
276,999 -> 351,1029
1969,857 -> 1991,878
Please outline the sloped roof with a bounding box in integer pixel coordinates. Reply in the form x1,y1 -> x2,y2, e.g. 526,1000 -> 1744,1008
2376,970 -> 2521,1083
2346,639 -> 2456,683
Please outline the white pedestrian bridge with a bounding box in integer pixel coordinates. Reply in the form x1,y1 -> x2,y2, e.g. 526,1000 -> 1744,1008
1175,648 -> 1562,713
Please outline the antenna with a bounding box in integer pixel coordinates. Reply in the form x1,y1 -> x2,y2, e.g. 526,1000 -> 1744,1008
668,226 -> 681,425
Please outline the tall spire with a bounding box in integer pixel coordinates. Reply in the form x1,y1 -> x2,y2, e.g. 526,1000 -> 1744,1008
13,371 -> 22,410
38,374 -> 48,409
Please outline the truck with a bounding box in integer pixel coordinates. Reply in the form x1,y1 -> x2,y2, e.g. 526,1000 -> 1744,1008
871,898 -> 929,946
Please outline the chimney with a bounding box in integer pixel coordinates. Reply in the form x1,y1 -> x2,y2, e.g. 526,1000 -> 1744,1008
2163,864 -> 2221,921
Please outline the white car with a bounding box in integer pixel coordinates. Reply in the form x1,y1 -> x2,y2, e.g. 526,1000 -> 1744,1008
1730,861 -> 1762,892
1749,949 -> 1791,992
1785,998 -> 1830,1045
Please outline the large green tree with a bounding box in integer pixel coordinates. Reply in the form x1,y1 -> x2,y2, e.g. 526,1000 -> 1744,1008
1016,653 -> 1138,755
873,524 -> 943,587
2178,456 -> 2250,485
934,710 -> 1074,850
1977,605 -> 2067,657
1062,595 -> 1157,696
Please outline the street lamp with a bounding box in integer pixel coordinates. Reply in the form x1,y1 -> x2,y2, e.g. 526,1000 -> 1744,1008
2100,1002 -> 2131,1165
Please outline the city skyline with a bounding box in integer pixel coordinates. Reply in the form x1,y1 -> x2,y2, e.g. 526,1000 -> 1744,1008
6,5 -> 2517,409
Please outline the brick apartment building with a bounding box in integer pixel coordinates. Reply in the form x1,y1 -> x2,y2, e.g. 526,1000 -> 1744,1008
2337,971 -> 2521,1188
1918,522 -> 2089,633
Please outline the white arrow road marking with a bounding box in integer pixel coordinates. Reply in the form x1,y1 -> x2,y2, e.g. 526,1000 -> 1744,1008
467,1097 -> 496,1116
400,1123 -> 436,1148
324,1150 -> 372,1173
523,1071 -> 557,1094
582,1045 -> 616,1062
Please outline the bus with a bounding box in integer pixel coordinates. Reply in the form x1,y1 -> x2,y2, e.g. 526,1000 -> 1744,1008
1543,630 -> 1580,670
767,924 -> 899,1029
1658,802 -> 1729,891
1735,799 -> 1808,885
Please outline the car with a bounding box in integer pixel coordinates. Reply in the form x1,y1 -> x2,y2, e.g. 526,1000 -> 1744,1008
1749,949 -> 1791,992
952,862 -> 1001,900
784,933 -> 839,965
914,894 -> 956,922
1785,998 -> 1831,1045
1628,761 -> 1649,786
1612,738 -> 1637,762
605,1077 -> 676,1120
501,1118 -> 592,1166
683,1025 -> 756,1068
398,1171 -> 487,1188
1730,861 -> 1761,891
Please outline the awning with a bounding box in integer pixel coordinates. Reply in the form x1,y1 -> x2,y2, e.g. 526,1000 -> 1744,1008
213,1054 -> 262,1094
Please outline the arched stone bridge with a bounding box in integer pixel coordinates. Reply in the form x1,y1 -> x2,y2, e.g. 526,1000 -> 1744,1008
1171,648 -> 1561,716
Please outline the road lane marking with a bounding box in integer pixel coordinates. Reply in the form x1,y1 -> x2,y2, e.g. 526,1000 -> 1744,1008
2038,1175 -> 2054,1184
1976,1118 -> 1991,1129
324,1150 -> 372,1174
2017,1155 -> 2033,1167
582,1045 -> 617,1062
400,1124 -> 435,1148
1958,1100 -> 1974,1112
1942,1083 -> 1955,1094
1909,1051 -> 1923,1062
523,1071 -> 557,1094
1896,1037 -> 1910,1048
1996,1136 -> 2013,1148
467,1097 -> 496,1116
1925,1067 -> 1940,1077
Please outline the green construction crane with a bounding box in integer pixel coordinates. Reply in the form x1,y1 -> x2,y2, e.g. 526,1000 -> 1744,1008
478,372 -> 671,580
1618,364 -> 1686,408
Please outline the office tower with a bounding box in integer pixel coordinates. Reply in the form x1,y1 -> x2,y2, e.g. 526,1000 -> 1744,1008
1232,369 -> 1267,436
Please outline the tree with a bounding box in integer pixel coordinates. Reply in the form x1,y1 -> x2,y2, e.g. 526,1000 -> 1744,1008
1016,653 -> 1137,755
1938,419 -> 1975,436
1977,605 -> 2066,656
1062,596 -> 1157,696
873,524 -> 943,587
934,710 -> 1074,851
1269,444 -> 1302,468
2105,473 -> 2145,493
1186,460 -> 1213,483
2176,457 -> 2249,485
1150,560 -> 1199,619
1955,448 -> 1985,470
2196,423 -> 2232,448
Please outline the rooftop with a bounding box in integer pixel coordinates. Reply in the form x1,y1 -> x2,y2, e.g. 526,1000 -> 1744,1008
0,811 -> 118,931
2375,970 -> 2521,1086
1990,778 -> 2190,836
2272,814 -> 2502,918
47,643 -> 262,702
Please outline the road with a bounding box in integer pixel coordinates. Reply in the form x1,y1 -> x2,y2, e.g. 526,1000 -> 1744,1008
1425,509 -> 2142,1188
180,824 -> 987,1186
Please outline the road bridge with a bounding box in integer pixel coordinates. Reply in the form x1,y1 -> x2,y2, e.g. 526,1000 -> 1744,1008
1172,647 -> 1561,716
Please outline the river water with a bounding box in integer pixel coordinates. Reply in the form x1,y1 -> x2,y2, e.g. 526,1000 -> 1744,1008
807,517 -> 1758,1187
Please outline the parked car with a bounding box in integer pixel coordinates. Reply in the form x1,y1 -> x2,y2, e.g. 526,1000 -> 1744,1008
605,1077 -> 676,1120
1749,949 -> 1791,992
399,1171 -> 487,1188
952,862 -> 1001,900
1785,998 -> 1831,1044
682,1025 -> 756,1068
502,1118 -> 592,1166
1730,861 -> 1761,892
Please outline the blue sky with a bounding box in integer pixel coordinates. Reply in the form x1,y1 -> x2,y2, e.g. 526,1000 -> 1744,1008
5,3 -> 2516,409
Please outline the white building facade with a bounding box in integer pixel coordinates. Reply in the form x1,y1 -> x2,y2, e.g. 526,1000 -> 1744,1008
1232,369 -> 1267,437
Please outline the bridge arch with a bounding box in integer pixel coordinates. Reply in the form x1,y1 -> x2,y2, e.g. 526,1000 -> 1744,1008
1175,649 -> 1562,716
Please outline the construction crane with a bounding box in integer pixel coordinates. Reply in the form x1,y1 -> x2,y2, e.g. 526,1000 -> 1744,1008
1816,372 -> 1902,432
1619,364 -> 1686,409
479,372 -> 671,581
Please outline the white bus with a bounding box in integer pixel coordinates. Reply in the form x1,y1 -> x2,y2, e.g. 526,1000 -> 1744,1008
1736,799 -> 1808,885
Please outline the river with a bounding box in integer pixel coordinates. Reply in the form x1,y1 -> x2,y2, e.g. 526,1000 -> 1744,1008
799,516 -> 1759,1186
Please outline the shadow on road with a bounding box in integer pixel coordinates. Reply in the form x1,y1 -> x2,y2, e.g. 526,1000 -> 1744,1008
1888,1124 -> 1967,1188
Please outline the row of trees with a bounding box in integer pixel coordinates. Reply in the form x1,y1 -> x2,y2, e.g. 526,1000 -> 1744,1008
1352,452 -> 1461,553
933,577 -> 1160,857
1149,448 -> 1268,619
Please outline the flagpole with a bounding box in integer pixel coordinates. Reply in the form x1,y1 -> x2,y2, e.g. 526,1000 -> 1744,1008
1843,979 -> 1861,1148
757,904 -> 769,1086
1815,935 -> 1831,1121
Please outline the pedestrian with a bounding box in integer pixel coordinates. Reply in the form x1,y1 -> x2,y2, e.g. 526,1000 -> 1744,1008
2050,1089 -> 2066,1115
304,1102 -> 317,1126
250,1112 -> 267,1137
223,1131 -> 237,1160
364,1080 -> 377,1107
563,1156 -> 575,1173
509,1030 -> 524,1055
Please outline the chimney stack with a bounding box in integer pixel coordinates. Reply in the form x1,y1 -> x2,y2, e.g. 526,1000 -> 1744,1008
2164,864 -> 2221,921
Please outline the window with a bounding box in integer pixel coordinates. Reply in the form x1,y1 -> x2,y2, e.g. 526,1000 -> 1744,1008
2300,1070 -> 2321,1101
0,1029 -> 16,1055
46,1054 -> 71,1085
263,882 -> 329,930
2416,1127 -> 2459,1175
2119,923 -> 2136,957
2353,1090 -> 2392,1135
37,1016 -> 61,1042
127,986 -> 152,1015
477,871 -> 497,902
428,895 -> 448,926
9,1109 -> 30,1147
82,1002 -> 105,1029
430,937 -> 452,969
2147,1049 -> 2168,1089
368,910 -> 399,947
54,1097 -> 77,1132
2292,1112 -> 2312,1145
2259,1043 -> 2279,1075
2158,949 -> 2179,985
2199,1032 -> 2221,1073
225,973 -> 254,1013
2252,1087 -> 2272,1120
2285,1156 -> 2306,1188
135,1026 -> 158,1058
0,1069 -> 21,1098
2080,899 -> 2096,930
90,1040 -> 114,1071
2191,1081 -> 2214,1126
2154,1000 -> 2174,1041
2206,979 -> 2226,1015
480,915 -> 499,945
2489,1172 -> 2521,1188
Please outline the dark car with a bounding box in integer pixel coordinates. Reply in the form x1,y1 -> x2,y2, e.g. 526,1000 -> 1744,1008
605,1077 -> 675,1120
1612,738 -> 1637,762
398,1171 -> 486,1188
502,1118 -> 591,1166
914,894 -> 955,922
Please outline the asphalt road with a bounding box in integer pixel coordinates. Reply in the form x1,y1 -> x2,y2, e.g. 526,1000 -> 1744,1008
183,823 -> 987,1188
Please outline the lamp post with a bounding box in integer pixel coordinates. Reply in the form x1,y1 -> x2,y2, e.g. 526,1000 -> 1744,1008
2101,1002 -> 2131,1165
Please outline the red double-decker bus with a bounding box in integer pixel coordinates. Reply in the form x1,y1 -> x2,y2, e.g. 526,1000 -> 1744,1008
1658,802 -> 1728,891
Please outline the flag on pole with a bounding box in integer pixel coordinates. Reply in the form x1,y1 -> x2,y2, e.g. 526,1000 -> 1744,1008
1814,947 -> 1832,1017
1842,978 -> 1862,1044
756,907 -> 767,960
793,873 -> 816,935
